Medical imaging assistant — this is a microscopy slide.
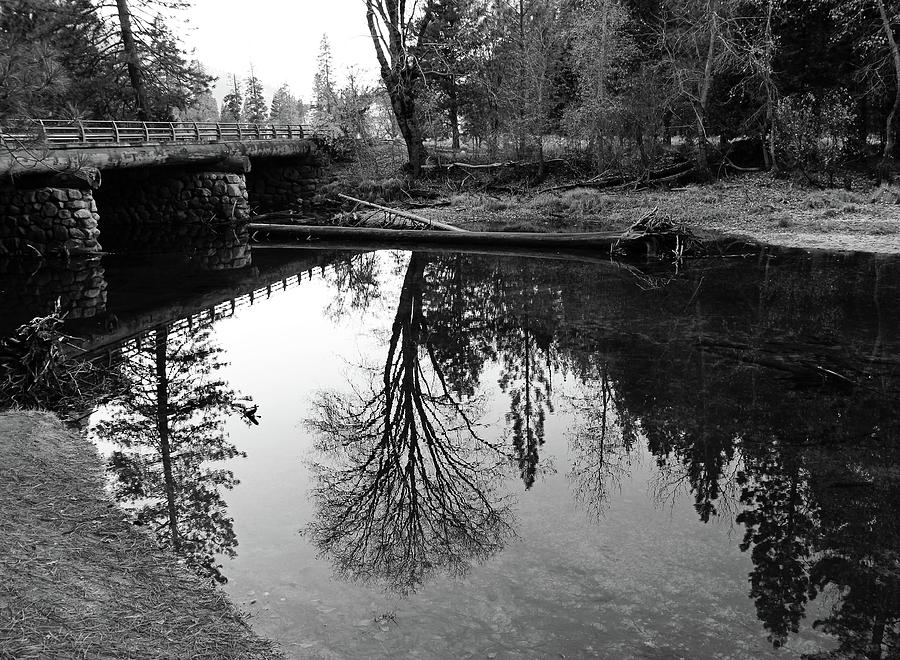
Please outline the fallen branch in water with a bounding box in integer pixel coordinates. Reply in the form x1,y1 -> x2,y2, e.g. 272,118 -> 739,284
336,193 -> 468,232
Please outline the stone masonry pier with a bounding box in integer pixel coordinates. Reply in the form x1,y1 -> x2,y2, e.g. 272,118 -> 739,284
0,129 -> 324,257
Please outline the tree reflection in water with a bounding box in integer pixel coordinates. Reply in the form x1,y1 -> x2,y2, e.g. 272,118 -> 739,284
92,323 -> 253,583
304,249 -> 900,652
568,368 -> 638,518
305,254 -> 513,594
325,252 -> 382,320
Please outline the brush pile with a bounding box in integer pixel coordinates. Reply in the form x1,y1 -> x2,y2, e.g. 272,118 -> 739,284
0,308 -> 119,413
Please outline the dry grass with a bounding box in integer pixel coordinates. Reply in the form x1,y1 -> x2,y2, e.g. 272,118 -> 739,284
422,172 -> 900,253
0,411 -> 280,660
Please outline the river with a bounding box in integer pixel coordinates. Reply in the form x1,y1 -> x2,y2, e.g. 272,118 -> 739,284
3,243 -> 899,658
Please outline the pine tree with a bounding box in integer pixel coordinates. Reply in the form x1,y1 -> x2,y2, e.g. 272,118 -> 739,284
312,35 -> 338,129
242,65 -> 267,123
221,74 -> 242,122
269,83 -> 300,123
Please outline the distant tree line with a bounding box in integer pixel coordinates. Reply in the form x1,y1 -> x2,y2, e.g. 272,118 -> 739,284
361,0 -> 900,178
0,0 -> 310,127
5,0 -> 899,179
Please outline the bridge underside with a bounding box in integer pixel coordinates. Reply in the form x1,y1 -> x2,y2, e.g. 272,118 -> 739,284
0,142 -> 323,257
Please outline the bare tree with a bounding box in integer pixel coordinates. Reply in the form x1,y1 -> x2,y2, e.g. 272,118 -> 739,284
363,0 -> 435,177
659,0 -> 739,179
305,255 -> 513,593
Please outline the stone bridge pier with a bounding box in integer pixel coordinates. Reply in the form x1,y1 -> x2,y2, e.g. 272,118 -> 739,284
245,151 -> 322,212
0,171 -> 102,257
0,138 -> 323,258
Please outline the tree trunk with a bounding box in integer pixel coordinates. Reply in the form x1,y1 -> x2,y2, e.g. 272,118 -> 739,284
154,325 -> 179,552
387,74 -> 426,177
115,0 -> 149,121
364,1 -> 434,179
696,0 -> 719,181
876,0 -> 900,179
448,76 -> 461,150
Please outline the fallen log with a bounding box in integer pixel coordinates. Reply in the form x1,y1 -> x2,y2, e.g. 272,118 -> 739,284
538,163 -> 694,194
249,223 -> 626,250
337,193 -> 468,232
250,210 -> 312,224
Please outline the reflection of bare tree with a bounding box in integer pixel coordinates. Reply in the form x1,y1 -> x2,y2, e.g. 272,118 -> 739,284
306,255 -> 513,594
325,252 -> 382,319
568,369 -> 637,518
92,324 -> 251,583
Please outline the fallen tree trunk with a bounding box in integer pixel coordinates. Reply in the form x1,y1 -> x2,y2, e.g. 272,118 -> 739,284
539,162 -> 694,194
337,193 -> 467,232
429,158 -> 569,172
250,224 -> 625,249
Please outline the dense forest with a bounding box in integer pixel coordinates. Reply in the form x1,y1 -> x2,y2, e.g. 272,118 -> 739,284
2,0 -> 900,180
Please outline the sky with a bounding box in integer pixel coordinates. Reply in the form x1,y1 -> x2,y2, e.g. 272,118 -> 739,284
181,0 -> 379,103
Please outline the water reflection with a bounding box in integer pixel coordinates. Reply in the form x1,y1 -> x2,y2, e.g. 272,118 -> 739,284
310,249 -> 900,655
6,244 -> 899,655
305,255 -> 513,594
92,323 -> 253,583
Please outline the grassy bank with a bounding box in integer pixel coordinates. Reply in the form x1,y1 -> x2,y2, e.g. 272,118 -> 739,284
0,410 -> 279,660
410,173 -> 900,253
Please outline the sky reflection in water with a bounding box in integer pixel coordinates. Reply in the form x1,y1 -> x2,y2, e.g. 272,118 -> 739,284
82,248 -> 900,659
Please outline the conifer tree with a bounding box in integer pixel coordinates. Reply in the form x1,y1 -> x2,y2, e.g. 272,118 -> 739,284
221,74 -> 242,122
312,35 -> 338,129
269,83 -> 300,123
242,65 -> 267,123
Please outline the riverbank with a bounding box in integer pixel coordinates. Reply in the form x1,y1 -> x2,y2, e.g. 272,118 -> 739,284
416,173 -> 900,254
0,410 -> 279,660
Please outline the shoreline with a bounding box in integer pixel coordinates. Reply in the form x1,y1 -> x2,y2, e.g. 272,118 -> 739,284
0,410 -> 280,660
410,173 -> 900,255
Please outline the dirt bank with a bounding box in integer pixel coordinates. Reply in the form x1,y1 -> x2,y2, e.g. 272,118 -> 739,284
0,410 -> 279,660
417,174 -> 900,254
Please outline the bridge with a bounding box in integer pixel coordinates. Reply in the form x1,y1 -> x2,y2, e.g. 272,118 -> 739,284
0,120 -> 334,257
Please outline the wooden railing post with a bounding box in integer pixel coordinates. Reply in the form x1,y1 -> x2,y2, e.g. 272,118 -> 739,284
216,123 -> 222,140
112,121 -> 120,142
77,121 -> 86,142
193,122 -> 200,140
170,122 -> 176,141
237,124 -> 243,139
143,122 -> 149,141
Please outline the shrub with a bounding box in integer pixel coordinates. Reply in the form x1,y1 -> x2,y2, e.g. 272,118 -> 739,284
775,90 -> 855,184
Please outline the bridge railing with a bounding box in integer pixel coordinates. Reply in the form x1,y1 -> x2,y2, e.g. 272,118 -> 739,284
0,119 -> 334,146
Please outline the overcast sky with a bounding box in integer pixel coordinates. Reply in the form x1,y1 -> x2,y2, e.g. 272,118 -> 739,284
182,0 -> 379,102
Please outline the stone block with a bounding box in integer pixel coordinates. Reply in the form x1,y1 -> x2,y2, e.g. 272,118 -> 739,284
50,189 -> 69,202
42,203 -> 58,217
74,209 -> 92,220
226,184 -> 243,197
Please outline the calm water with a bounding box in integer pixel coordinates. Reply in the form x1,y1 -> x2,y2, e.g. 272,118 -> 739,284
4,244 -> 900,658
